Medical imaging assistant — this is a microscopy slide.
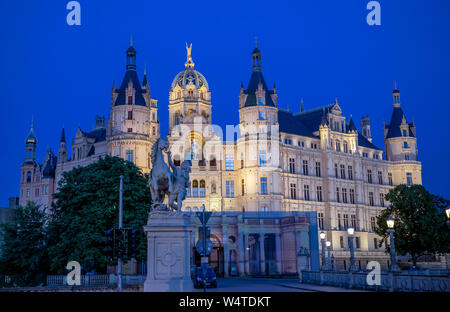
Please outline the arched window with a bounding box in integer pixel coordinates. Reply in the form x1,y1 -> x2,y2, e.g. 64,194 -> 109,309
26,171 -> 31,183
185,207 -> 191,212
192,180 -> 198,197
199,180 -> 206,197
193,207 -> 198,212
211,182 -> 216,194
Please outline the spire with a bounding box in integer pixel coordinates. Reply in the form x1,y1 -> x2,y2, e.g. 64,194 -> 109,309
185,42 -> 195,69
60,126 -> 66,143
25,116 -> 37,144
126,37 -> 137,70
252,38 -> 262,72
320,108 -> 329,127
300,98 -> 304,112
392,80 -> 401,107
348,114 -> 357,133
142,65 -> 148,87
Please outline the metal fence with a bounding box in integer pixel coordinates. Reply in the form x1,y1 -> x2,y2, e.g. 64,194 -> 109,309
46,274 -> 146,287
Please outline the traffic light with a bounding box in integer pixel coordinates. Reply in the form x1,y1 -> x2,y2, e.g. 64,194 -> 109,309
103,229 -> 115,259
127,229 -> 138,258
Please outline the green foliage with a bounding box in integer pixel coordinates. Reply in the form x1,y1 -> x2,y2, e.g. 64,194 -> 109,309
374,184 -> 450,265
0,202 -> 48,286
47,156 -> 151,274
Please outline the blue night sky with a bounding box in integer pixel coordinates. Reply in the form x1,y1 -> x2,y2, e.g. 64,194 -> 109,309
0,0 -> 449,206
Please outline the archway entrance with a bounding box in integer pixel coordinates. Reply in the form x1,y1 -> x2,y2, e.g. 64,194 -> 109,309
193,234 -> 224,277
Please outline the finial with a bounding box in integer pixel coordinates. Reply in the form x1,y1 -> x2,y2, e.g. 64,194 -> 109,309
130,35 -> 133,47
255,36 -> 258,49
394,80 -> 397,90
185,42 -> 194,68
144,64 -> 147,76
31,115 -> 34,129
301,98 -> 304,112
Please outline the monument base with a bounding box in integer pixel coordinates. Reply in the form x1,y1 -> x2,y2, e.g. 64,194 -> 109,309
143,210 -> 193,292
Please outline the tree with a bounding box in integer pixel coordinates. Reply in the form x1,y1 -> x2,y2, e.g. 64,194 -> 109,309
47,156 -> 151,274
0,202 -> 48,286
375,184 -> 450,266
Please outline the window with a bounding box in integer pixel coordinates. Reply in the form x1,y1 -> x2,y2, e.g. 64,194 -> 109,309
403,141 -> 408,148
369,192 -> 374,206
26,171 -> 31,183
304,185 -> 310,201
318,212 -> 324,230
315,162 -> 321,177
343,214 -> 349,229
241,179 -> 245,196
192,180 -> 198,197
258,111 -> 264,120
351,214 -> 356,229
342,188 -> 348,203
126,150 -> 134,163
290,183 -> 297,199
26,189 -> 30,197
128,95 -> 133,105
336,140 -> 341,152
225,155 -> 234,171
259,151 -> 267,166
35,188 -> 39,197
379,193 -> 385,207
260,177 -> 268,194
335,164 -> 338,178
127,111 -> 133,120
211,183 -> 216,194
374,238 -> 378,249
261,206 -> 268,212
44,185 -> 48,195
317,186 -> 323,202
348,166 -> 353,180
289,158 -> 295,174
350,189 -> 355,204
152,127 -> 156,136
340,236 -> 344,248
336,187 -> 340,203
343,141 -> 348,153
257,97 -> 263,106
363,152 -> 368,158
367,169 -> 373,184
302,160 -> 309,175
340,164 -> 346,179
226,181 -> 234,198
388,172 -> 393,186
375,171 -> 382,185
199,180 -> 205,197
371,217 -> 376,232
338,213 -> 342,229
355,237 -> 360,249
127,128 -> 132,132
405,154 -> 410,160
406,172 -> 413,186
402,129 -> 407,137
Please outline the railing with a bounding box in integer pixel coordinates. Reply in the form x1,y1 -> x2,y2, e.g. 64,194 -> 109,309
301,270 -> 450,292
46,274 -> 145,287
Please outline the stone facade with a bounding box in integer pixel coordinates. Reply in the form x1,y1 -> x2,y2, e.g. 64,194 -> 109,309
17,41 -> 424,275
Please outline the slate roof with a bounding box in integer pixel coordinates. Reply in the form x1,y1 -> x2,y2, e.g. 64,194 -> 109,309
243,71 -> 276,107
113,70 -> 147,106
278,106 -> 382,150
81,128 -> 106,143
385,106 -> 415,139
42,152 -> 57,178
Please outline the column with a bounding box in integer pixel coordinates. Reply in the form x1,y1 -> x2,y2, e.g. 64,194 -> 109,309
238,232 -> 245,276
222,225 -> 229,277
295,230 -> 301,272
259,233 -> 266,274
275,232 -> 282,274
244,233 -> 250,274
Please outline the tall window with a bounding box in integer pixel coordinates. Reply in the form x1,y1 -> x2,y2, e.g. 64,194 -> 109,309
406,172 -> 413,185
378,171 -> 383,185
26,171 -> 31,183
336,140 -> 341,152
315,162 -> 321,177
225,155 -> 234,171
304,185 -> 310,201
289,158 -> 295,174
241,179 -> 245,196
318,212 -> 324,230
351,214 -> 356,229
336,187 -> 340,203
355,237 -> 360,249
369,192 -> 374,206
128,95 -> 133,105
374,238 -> 378,249
126,150 -> 134,163
335,164 -> 338,178
290,183 -> 296,199
367,169 -> 373,184
340,236 -> 344,248
199,180 -> 205,197
317,186 -> 323,202
259,151 -> 267,166
192,180 -> 198,197
348,166 -> 353,180
302,160 -> 309,176
371,217 -> 376,232
350,189 -> 355,204
338,213 -> 342,230
343,141 -> 348,153
260,177 -> 268,194
343,214 -> 349,229
388,172 -> 393,186
379,193 -> 385,207
340,164 -> 346,179
127,111 -> 133,120
342,188 -> 348,203
226,181 -> 234,198
211,183 -> 216,194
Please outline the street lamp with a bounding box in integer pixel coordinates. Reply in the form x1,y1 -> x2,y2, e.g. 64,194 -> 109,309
387,216 -> 400,272
446,208 -> 450,228
326,241 -> 331,271
320,231 -> 326,269
347,226 -> 357,272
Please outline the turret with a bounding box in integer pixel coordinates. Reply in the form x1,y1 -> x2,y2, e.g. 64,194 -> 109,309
24,117 -> 37,162
57,127 -> 68,164
360,116 -> 372,143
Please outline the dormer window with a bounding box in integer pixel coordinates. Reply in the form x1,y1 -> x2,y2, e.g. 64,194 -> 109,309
402,129 -> 407,137
128,95 -> 133,105
258,97 -> 263,106
403,141 -> 408,148
258,111 -> 264,120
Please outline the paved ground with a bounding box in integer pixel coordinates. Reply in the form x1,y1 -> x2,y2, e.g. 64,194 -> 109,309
192,277 -> 367,292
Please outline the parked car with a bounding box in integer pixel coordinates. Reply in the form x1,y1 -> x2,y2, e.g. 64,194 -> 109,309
192,267 -> 217,288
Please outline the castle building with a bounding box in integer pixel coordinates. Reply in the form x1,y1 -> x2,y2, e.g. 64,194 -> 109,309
18,41 -> 425,275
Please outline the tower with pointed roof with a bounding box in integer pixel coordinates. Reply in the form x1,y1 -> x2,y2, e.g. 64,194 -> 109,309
107,40 -> 159,173
57,127 -> 68,164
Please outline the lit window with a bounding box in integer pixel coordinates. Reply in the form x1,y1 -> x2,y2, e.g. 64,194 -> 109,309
126,150 -> 134,163
406,172 -> 413,186
259,151 -> 267,166
260,177 -> 268,194
226,181 -> 234,198
225,155 -> 234,171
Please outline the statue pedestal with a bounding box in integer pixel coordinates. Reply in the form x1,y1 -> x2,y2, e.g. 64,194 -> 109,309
143,210 -> 193,292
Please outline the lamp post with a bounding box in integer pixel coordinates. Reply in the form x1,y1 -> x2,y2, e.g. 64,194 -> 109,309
387,216 -> 400,272
326,241 -> 331,271
347,226 -> 357,272
446,207 -> 450,228
320,231 -> 326,269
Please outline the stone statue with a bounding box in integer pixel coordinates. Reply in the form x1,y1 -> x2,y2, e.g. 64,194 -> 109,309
148,136 -> 191,212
